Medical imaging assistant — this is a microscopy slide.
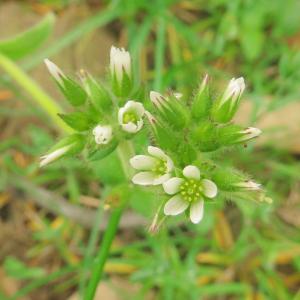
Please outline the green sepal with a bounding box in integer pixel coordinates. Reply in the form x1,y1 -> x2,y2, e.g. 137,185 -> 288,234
176,143 -> 197,167
191,75 -> 211,120
83,74 -> 112,112
111,69 -> 132,98
217,124 -> 244,146
58,112 -> 92,132
88,140 -> 118,161
146,114 -> 178,151
190,121 -> 220,152
211,97 -> 241,123
156,94 -> 190,130
48,134 -> 86,157
211,167 -> 248,192
59,76 -> 87,107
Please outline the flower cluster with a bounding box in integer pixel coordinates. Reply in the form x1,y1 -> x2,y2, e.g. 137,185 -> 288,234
40,46 -> 271,228
40,46 -> 146,166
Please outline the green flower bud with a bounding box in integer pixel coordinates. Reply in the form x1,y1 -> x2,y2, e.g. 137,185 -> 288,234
145,112 -> 178,151
80,71 -> 112,112
218,124 -> 261,146
110,46 -> 132,97
39,134 -> 85,167
191,74 -> 211,120
150,91 -> 189,130
190,121 -> 220,152
44,59 -> 86,106
211,77 -> 245,123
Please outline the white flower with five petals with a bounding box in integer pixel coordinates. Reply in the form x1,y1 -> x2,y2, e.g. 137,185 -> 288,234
118,100 -> 145,133
130,146 -> 174,185
163,165 -> 218,224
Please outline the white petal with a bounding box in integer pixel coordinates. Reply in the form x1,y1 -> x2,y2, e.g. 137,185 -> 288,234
166,156 -> 174,172
135,119 -> 144,131
118,107 -> 126,125
132,172 -> 156,185
148,146 -> 168,160
163,177 -> 184,195
202,179 -> 218,198
126,100 -> 145,117
190,200 -> 204,224
183,165 -> 201,180
164,195 -> 188,216
122,122 -> 138,133
129,155 -> 157,170
44,59 -> 65,85
39,145 -> 71,167
153,173 -> 171,185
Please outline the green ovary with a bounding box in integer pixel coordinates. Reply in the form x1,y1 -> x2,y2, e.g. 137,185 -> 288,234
123,112 -> 138,124
180,179 -> 203,203
152,160 -> 167,176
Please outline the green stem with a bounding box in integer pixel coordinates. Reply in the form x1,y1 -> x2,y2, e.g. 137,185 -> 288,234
84,207 -> 123,300
84,140 -> 134,300
0,52 -> 71,133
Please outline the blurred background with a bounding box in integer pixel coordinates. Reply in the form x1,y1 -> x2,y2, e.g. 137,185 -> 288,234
1,0 -> 300,299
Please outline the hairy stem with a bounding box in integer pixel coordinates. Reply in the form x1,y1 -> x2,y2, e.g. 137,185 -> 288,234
84,140 -> 134,300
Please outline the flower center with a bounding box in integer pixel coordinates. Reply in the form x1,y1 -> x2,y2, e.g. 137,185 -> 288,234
152,160 -> 167,175
180,179 -> 203,203
123,112 -> 138,124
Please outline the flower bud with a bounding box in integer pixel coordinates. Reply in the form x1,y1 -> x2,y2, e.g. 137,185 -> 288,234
150,91 -> 189,130
145,112 -> 177,151
110,46 -> 132,97
80,71 -> 112,112
212,77 -> 245,123
39,134 -> 85,167
92,125 -> 113,145
44,59 -> 86,106
190,121 -> 220,152
218,125 -> 261,146
118,101 -> 145,133
191,74 -> 211,120
234,180 -> 261,191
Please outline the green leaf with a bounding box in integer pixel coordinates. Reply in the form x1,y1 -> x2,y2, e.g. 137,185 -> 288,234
0,13 -> 55,60
58,112 -> 91,131
4,256 -> 45,280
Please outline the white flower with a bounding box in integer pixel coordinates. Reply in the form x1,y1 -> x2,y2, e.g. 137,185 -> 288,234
130,146 -> 174,185
220,77 -> 245,107
163,165 -> 218,224
44,59 -> 65,86
92,125 -> 113,145
118,100 -> 145,133
39,145 -> 72,167
110,46 -> 131,83
237,127 -> 262,142
234,180 -> 261,191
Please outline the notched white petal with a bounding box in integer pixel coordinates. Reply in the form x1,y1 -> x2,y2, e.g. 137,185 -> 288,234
202,179 -> 218,198
183,165 -> 201,180
129,155 -> 157,170
147,146 -> 167,160
163,177 -> 184,195
164,195 -> 188,216
132,171 -> 156,186
190,200 -> 204,224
